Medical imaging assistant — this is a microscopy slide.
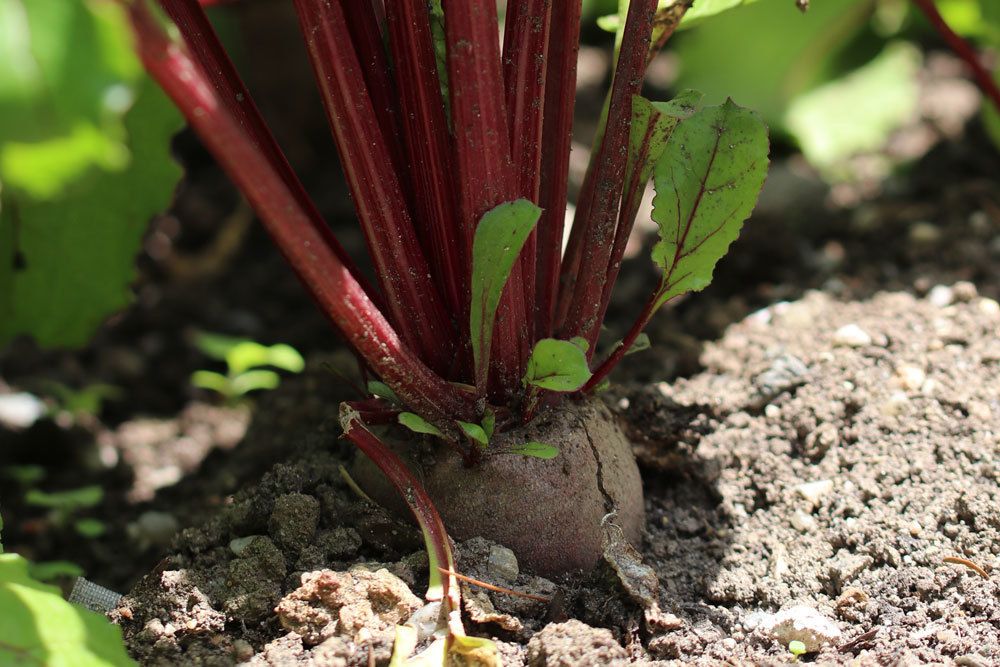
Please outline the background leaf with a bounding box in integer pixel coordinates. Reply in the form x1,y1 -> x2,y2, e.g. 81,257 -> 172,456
469,199 -> 541,387
651,99 -> 769,306
0,553 -> 136,666
523,338 -> 593,392
785,42 -> 920,173
0,0 -> 182,348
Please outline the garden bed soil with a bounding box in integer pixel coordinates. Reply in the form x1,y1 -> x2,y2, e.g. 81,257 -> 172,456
1,39 -> 999,666
106,285 -> 1000,666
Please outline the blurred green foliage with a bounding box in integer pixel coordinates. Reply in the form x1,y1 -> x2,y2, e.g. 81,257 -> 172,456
0,553 -> 136,666
0,0 -> 182,349
192,332 -> 306,401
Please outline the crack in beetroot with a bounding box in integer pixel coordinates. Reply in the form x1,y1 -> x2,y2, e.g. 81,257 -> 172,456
582,414 -> 614,514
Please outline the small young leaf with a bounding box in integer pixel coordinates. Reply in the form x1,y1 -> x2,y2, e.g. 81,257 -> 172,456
398,412 -> 444,438
25,486 -> 103,511
367,381 -> 401,404
510,442 -> 559,459
523,338 -> 593,392
191,370 -> 231,394
469,199 -> 542,388
74,518 -> 106,539
229,369 -> 281,396
651,99 -> 768,308
481,409 -> 496,440
568,336 -> 590,352
625,332 -> 651,355
457,421 -> 488,447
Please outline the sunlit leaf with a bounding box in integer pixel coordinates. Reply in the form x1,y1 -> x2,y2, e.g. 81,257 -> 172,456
785,42 -> 920,174
523,338 -> 593,392
651,99 -> 769,307
25,486 -> 103,511
469,199 -> 542,387
229,369 -> 281,396
0,553 -> 135,665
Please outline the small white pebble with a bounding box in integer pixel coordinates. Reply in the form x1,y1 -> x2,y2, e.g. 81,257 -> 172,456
977,298 -> 1000,316
927,284 -> 955,307
796,480 -> 834,506
764,404 -> 781,419
908,521 -> 922,537
833,324 -> 871,347
951,281 -> 978,302
791,510 -> 816,533
894,365 -> 926,392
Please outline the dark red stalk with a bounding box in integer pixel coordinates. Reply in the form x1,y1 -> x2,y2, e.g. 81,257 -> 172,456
911,0 -> 1000,115
503,0 -> 552,345
128,2 -> 476,427
340,407 -> 460,612
598,119 -> 656,315
582,286 -> 660,393
291,0 -> 456,375
341,0 -> 409,182
443,0 -> 528,397
385,0 -> 466,319
559,0 -> 658,351
158,0 -> 377,302
535,0 -> 581,338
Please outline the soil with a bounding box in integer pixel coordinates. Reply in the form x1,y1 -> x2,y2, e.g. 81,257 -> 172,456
1,21 -> 999,666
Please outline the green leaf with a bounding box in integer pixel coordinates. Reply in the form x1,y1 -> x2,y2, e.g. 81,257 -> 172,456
25,486 -> 103,511
625,332 -> 651,355
0,76 -> 182,348
457,421 -> 488,447
626,92 -> 703,212
469,199 -> 542,387
481,409 -> 496,440
651,99 -> 769,307
229,369 -> 281,396
679,0 -> 764,29
191,370 -> 231,395
673,0 -> 873,127
74,518 -> 106,539
28,560 -> 84,582
193,331 -> 245,361
568,336 -> 590,352
523,338 -> 593,392
367,380 -> 401,404
510,441 -> 559,459
784,42 -> 920,175
398,412 -> 444,438
0,553 -> 136,666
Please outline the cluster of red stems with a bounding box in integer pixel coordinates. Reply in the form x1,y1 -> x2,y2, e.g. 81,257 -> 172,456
128,0 -> 682,435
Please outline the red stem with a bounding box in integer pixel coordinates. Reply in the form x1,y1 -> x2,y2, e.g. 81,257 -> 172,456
503,0 -> 553,346
341,1 -> 409,184
340,409 -> 459,608
582,283 -> 661,393
560,0 -> 658,351
128,2 -> 476,426
385,0 -> 467,321
911,0 -> 1000,115
535,0 -> 581,338
158,0 -> 378,302
291,0 -> 456,375
443,0 -> 529,398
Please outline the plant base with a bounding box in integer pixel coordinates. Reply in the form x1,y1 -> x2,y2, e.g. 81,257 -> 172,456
352,399 -> 644,578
